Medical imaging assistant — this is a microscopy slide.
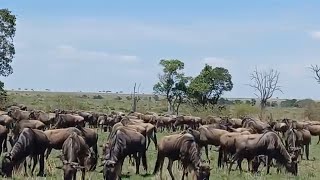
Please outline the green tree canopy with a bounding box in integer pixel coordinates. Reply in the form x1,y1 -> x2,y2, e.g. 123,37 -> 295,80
153,59 -> 189,114
0,9 -> 16,105
188,64 -> 233,107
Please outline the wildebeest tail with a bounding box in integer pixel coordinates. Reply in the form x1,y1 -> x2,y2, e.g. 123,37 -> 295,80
142,150 -> 148,171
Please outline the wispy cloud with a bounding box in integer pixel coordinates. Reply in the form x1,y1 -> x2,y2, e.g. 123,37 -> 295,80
55,45 -> 140,63
310,31 -> 320,40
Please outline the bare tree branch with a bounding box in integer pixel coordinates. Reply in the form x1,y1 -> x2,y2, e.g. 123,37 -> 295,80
310,65 -> 320,84
248,68 -> 282,111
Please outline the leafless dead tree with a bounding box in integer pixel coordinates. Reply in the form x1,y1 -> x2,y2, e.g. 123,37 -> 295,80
310,65 -> 320,84
248,67 -> 282,114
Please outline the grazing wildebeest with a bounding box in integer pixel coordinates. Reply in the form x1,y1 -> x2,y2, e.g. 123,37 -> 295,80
285,128 -> 311,160
228,131 -> 299,175
304,124 -> 320,144
153,133 -> 211,180
56,132 -> 93,180
102,127 -> 147,180
29,110 -> 55,128
0,128 -> 49,177
44,127 -> 98,171
241,117 -> 271,133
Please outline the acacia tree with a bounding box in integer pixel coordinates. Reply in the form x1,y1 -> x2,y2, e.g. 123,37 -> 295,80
0,9 -> 16,104
153,59 -> 189,114
188,64 -> 233,108
248,67 -> 282,114
310,65 -> 320,84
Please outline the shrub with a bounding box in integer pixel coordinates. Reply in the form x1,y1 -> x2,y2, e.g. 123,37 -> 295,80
114,96 -> 122,101
153,95 -> 160,101
126,96 -> 132,100
296,99 -> 315,108
233,104 -> 259,118
304,103 -> 320,121
93,95 -> 103,99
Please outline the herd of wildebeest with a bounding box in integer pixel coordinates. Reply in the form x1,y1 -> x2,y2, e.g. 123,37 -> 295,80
0,104 -> 320,179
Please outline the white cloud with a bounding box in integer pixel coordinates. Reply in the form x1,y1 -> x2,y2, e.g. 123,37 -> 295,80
310,31 -> 320,40
54,45 -> 140,63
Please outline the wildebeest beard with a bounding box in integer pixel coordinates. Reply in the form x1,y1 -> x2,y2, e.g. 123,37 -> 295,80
180,139 -> 201,170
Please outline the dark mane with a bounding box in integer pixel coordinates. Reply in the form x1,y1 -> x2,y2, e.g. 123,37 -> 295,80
179,134 -> 201,171
107,130 -> 126,162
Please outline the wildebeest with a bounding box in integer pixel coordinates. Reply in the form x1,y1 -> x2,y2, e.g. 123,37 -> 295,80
56,132 -> 93,180
0,114 -> 14,128
29,110 -> 55,128
53,114 -> 85,129
44,126 -> 98,171
285,128 -> 311,160
102,127 -> 147,180
8,109 -> 31,121
304,124 -> 320,144
153,133 -> 211,180
241,117 -> 271,133
0,128 -> 49,177
228,131 -> 299,175
10,120 -> 46,146
187,125 -> 229,162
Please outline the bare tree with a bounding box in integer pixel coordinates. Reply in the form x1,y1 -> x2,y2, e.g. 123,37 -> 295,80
248,67 -> 282,114
131,83 -> 141,112
310,65 -> 320,84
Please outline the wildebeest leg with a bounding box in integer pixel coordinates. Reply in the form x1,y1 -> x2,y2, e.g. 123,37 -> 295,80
306,144 -> 310,160
45,147 -> 52,159
150,129 -> 158,150
167,159 -> 174,180
24,159 -> 28,176
141,149 -> 148,172
0,137 -> 3,155
134,153 -> 140,174
228,152 -> 240,174
237,158 -> 243,173
318,136 -> 320,144
266,156 -> 272,174
31,155 -> 38,176
37,153 -> 45,177
204,145 -> 210,163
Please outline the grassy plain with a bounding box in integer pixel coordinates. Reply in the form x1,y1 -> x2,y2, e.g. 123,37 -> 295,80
3,91 -> 319,180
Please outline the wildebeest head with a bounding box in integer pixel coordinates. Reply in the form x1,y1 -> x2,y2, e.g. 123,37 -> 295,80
0,153 -> 14,177
57,160 -> 85,180
194,164 -> 211,180
284,148 -> 300,176
103,160 -> 118,180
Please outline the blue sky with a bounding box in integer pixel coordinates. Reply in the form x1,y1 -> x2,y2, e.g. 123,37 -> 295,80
1,1 -> 320,99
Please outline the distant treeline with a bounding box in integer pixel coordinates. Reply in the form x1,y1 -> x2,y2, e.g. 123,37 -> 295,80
217,98 -> 316,108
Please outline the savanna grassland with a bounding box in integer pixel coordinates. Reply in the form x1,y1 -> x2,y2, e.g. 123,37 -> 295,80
3,90 -> 320,180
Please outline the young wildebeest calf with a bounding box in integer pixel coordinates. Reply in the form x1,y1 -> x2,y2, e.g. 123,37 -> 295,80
0,128 -> 49,177
56,132 -> 93,180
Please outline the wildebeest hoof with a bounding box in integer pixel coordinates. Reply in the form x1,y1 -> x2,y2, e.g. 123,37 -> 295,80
37,173 -> 46,177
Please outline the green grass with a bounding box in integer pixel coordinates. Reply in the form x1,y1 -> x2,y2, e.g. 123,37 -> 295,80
3,90 -> 320,179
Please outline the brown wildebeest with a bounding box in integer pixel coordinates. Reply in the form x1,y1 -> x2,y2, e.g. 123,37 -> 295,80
44,127 -> 98,170
187,125 -> 229,163
228,131 -> 299,175
305,124 -> 320,144
53,114 -> 85,129
121,118 -> 158,150
0,115 -> 14,128
29,110 -> 55,128
270,121 -> 288,137
8,109 -> 31,121
10,120 -> 46,146
241,117 -> 271,133
153,133 -> 211,180
56,132 -> 93,180
218,131 -> 251,168
156,116 -> 176,132
0,125 -> 8,155
174,116 -> 199,130
285,128 -> 311,160
102,127 -> 147,180
0,128 -> 49,177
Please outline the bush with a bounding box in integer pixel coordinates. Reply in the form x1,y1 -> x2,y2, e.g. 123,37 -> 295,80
93,95 -> 103,99
296,99 -> 315,108
304,103 -> 320,121
114,96 -> 122,101
153,95 -> 160,101
126,96 -> 132,100
233,104 -> 259,118
280,99 -> 297,107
